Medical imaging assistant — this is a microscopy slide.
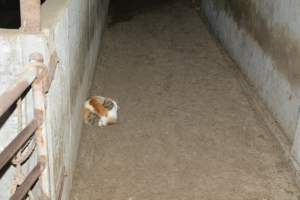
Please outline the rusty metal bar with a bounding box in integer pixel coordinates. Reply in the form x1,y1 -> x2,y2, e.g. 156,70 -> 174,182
0,119 -> 39,170
10,161 -> 45,200
0,66 -> 37,117
0,52 -> 55,198
45,52 -> 59,93
20,0 -> 41,32
32,57 -> 51,198
0,81 -> 30,117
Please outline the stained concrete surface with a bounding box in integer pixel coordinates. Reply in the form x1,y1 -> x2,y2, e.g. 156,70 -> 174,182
71,1 -> 300,199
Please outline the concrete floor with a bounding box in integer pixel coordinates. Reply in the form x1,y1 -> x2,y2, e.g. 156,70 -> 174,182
71,1 -> 300,199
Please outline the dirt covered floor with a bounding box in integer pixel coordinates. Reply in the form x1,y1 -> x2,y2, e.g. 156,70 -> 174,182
71,1 -> 300,199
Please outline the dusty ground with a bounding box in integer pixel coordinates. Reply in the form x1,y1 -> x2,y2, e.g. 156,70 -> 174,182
71,1 -> 300,199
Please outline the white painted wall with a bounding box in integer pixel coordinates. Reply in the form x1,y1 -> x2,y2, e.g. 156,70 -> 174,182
42,0 -> 109,199
0,0 -> 109,199
199,0 -> 300,165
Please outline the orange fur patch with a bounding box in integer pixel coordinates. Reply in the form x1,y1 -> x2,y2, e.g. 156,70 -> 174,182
83,108 -> 91,123
90,96 -> 108,117
107,116 -> 117,124
83,108 -> 92,124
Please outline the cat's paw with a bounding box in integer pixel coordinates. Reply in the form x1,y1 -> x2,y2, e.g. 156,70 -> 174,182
98,117 -> 108,127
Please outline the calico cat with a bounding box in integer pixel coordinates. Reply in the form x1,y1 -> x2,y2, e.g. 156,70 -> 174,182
84,96 -> 119,127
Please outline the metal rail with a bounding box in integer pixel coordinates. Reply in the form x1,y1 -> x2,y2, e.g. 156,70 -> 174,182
0,119 -> 39,170
0,1 -> 62,198
0,51 -> 59,199
0,68 -> 37,117
10,161 -> 45,200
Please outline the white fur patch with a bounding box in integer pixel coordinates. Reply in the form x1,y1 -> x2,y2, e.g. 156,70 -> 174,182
98,117 -> 108,127
107,100 -> 119,124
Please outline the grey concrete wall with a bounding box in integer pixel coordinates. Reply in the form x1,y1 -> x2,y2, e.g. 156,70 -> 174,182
0,0 -> 109,199
41,0 -> 109,199
199,0 -> 300,164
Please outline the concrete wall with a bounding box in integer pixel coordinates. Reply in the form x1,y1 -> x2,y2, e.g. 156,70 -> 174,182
198,0 -> 300,164
0,0 -> 109,199
42,0 -> 109,199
